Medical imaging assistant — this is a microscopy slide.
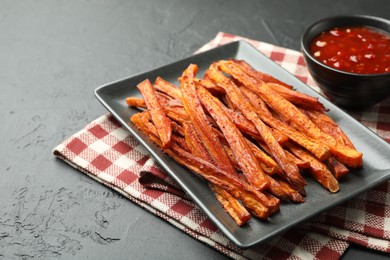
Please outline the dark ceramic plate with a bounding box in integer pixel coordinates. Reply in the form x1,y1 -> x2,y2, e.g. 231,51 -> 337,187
95,41 -> 390,248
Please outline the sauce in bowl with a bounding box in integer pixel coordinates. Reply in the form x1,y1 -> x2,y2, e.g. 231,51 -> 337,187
309,26 -> 390,74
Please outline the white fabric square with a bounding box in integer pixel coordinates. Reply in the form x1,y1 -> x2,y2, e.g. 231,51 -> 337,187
89,139 -> 111,153
114,155 -> 135,169
98,171 -> 115,183
124,185 -> 141,198
367,236 -> 389,249
150,199 -> 170,212
110,127 -> 129,141
346,208 -> 366,225
73,156 -> 89,169
330,226 -> 351,238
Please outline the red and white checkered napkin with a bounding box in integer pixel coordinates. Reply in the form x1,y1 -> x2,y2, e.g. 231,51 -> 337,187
53,32 -> 390,259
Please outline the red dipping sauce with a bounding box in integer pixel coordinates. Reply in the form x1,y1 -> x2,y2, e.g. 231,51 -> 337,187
309,26 -> 390,74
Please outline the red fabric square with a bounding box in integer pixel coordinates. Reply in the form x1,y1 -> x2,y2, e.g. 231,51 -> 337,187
349,235 -> 368,247
269,51 -> 286,62
377,121 -> 390,133
137,155 -> 150,166
296,75 -> 309,83
91,155 -> 112,171
170,200 -> 194,216
199,218 -> 218,232
283,229 -> 306,243
365,203 -> 384,217
364,225 -> 384,238
66,138 -> 87,155
315,246 -> 340,259
142,189 -> 163,199
117,169 -> 138,185
89,125 -> 109,139
325,215 -> 346,227
379,104 -> 390,114
108,116 -> 122,127
265,246 -> 290,259
222,33 -> 235,40
112,141 -> 133,154
374,182 -> 389,192
297,55 -> 306,66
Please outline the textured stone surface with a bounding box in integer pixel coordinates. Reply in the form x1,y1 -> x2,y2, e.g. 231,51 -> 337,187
1,0 -> 389,259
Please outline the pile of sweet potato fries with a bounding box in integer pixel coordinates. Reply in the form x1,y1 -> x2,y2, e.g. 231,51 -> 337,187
126,59 -> 363,226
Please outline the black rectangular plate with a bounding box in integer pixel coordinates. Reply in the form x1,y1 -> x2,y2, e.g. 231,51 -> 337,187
95,41 -> 390,248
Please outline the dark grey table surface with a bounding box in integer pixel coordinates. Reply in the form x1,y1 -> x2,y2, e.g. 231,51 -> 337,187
1,0 -> 389,259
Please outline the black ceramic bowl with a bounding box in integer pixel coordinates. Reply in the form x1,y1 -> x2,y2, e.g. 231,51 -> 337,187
301,15 -> 390,109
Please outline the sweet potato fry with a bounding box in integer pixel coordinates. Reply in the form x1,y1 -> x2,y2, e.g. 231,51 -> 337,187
163,105 -> 188,124
155,92 -> 174,105
304,109 -> 355,149
182,120 -> 250,225
251,136 -> 309,174
231,112 -> 288,144
301,109 -> 351,178
194,78 -> 226,95
196,85 -> 270,190
170,120 -> 184,136
221,144 -> 241,169
126,96 -> 182,112
218,60 -> 362,168
212,128 -> 280,175
182,121 -> 213,164
154,76 -> 182,100
165,143 -> 279,218
239,86 -> 273,117
266,175 -> 305,203
210,184 -> 251,226
206,65 -> 307,193
126,97 -> 146,108
137,79 -> 172,148
286,142 -> 339,193
219,63 -> 330,161
327,143 -> 362,168
179,64 -> 236,176
126,93 -> 173,109
327,156 -> 350,179
267,82 -> 326,112
131,112 -> 158,140
232,59 -> 294,89
237,88 -> 290,144
244,139 -> 281,175
132,110 -> 186,150
255,83 -> 361,167
261,114 -> 330,161
223,108 -> 259,137
285,150 -> 310,170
